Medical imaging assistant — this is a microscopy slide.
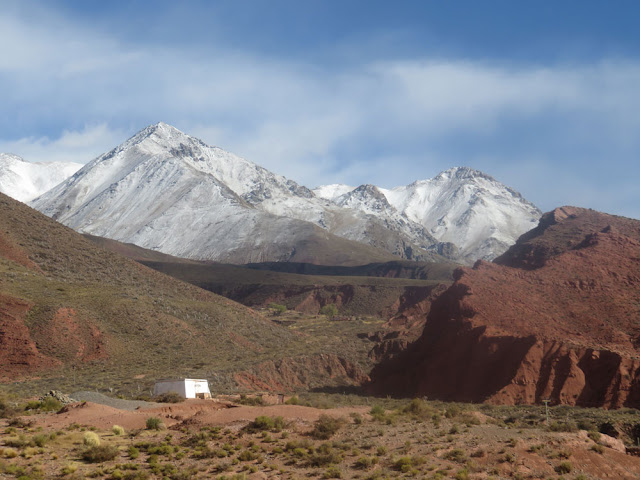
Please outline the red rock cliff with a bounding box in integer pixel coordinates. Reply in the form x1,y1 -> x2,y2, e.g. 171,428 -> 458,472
370,207 -> 640,408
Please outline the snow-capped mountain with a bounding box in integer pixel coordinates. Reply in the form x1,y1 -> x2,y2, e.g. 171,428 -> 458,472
315,168 -> 542,261
0,153 -> 81,202
30,123 -> 437,264
29,122 -> 540,264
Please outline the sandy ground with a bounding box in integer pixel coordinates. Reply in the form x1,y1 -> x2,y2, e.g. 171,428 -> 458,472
32,399 -> 371,431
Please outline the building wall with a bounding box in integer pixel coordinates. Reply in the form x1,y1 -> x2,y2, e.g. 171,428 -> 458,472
153,380 -> 187,397
154,379 -> 210,399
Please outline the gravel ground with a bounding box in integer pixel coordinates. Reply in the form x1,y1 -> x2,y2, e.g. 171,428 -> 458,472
71,391 -> 158,411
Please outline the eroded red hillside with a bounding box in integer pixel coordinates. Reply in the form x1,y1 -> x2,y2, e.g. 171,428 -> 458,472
370,207 -> 640,408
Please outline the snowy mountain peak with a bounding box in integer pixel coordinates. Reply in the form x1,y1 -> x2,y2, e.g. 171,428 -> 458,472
0,153 -> 82,203
27,123 -> 541,264
336,184 -> 395,214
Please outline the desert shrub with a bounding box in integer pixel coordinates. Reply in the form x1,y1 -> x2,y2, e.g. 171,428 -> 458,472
60,462 -> 78,475
308,446 -> 342,467
2,447 -> 18,458
0,396 -> 18,419
268,303 -> 287,315
354,456 -> 374,469
590,444 -> 605,454
400,398 -> 432,419
548,421 -> 577,432
322,465 -> 342,479
576,419 -> 595,431
285,396 -> 300,405
245,416 -> 286,433
455,469 -> 470,480
4,435 -> 29,448
145,417 -> 164,431
237,449 -> 259,462
31,434 -> 49,447
153,392 -> 184,404
443,448 -> 467,463
82,445 -> 119,463
236,394 -> 265,406
392,456 -> 417,472
25,397 -> 62,413
369,405 -> 386,422
444,405 -> 462,418
311,415 -> 345,440
319,304 -> 338,318
554,461 -> 572,474
83,431 -> 101,447
128,446 -> 140,459
112,425 -> 125,436
588,430 -> 601,443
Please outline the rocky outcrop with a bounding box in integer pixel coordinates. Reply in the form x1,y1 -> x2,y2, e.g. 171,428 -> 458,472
370,207 -> 640,408
0,294 -> 61,379
234,354 -> 370,392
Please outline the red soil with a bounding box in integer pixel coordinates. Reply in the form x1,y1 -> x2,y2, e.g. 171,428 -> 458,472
370,207 -> 640,408
30,399 -> 368,432
0,294 -> 60,379
234,354 -> 369,391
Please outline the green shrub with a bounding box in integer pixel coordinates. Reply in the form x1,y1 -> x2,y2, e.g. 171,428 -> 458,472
354,456 -> 373,469
128,446 -> 140,459
369,405 -> 386,422
268,303 -> 287,315
319,304 -> 338,318
82,445 -> 119,463
145,417 -> 164,431
311,415 -> 345,440
245,416 -> 286,433
590,444 -> 605,454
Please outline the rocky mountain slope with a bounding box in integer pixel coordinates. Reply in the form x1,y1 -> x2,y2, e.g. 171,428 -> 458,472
30,123 -> 406,265
369,206 -> 640,408
315,167 -> 542,262
30,123 -> 449,264
25,122 -> 539,264
0,153 -> 81,202
0,192 -> 368,393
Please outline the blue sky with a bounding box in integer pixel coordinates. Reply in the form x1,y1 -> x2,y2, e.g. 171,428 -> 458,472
2,1 -> 640,218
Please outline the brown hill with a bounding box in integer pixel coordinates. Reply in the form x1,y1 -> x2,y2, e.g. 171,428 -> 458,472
369,206 -> 640,408
0,193 -> 369,395
83,234 -> 456,316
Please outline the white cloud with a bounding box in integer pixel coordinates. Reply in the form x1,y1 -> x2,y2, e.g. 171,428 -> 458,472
0,124 -> 125,164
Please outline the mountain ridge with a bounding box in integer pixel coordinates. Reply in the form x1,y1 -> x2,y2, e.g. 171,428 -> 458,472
8,122 -> 541,264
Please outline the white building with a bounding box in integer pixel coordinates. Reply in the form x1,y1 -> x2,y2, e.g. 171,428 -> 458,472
153,378 -> 211,399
